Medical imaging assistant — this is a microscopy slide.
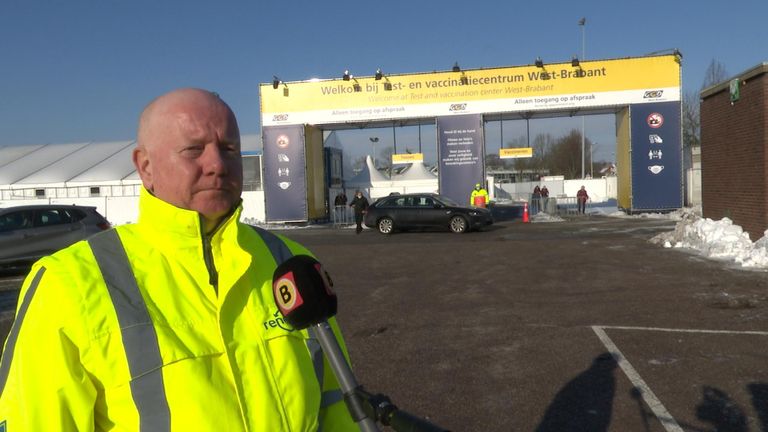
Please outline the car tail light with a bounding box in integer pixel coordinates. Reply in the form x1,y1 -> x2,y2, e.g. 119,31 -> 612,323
97,222 -> 111,230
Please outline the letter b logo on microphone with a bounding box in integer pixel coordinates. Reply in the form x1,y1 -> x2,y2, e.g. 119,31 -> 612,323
273,271 -> 304,316
279,285 -> 292,304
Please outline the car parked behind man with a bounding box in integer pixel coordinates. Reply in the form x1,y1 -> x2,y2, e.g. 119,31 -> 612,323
363,193 -> 493,234
0,205 -> 111,268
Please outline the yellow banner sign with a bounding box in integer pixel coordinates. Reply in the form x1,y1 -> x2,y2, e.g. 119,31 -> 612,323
392,153 -> 424,164
500,148 -> 533,159
262,55 -> 681,126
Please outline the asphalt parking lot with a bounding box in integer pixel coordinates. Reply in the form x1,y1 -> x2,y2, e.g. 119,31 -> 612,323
2,215 -> 767,431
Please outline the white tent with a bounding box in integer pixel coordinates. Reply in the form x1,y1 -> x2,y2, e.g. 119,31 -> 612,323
392,161 -> 437,182
0,135 -> 263,190
346,159 -> 440,199
347,155 -> 389,188
387,161 -> 439,196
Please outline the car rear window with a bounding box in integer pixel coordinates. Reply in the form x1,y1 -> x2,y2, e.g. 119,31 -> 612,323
34,209 -> 73,227
65,208 -> 86,222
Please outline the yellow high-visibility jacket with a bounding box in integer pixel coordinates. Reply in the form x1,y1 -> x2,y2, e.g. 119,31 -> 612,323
470,188 -> 489,206
0,188 -> 357,431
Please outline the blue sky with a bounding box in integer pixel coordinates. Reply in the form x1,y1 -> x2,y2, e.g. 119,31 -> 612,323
2,0 -> 767,161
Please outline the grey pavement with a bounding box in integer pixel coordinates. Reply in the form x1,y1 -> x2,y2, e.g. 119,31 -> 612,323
2,216 -> 767,431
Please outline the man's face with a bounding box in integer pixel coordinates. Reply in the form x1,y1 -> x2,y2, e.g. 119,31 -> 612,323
136,92 -> 243,225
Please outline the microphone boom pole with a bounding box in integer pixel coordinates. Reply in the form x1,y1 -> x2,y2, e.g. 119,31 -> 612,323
311,322 -> 380,432
272,255 -> 449,432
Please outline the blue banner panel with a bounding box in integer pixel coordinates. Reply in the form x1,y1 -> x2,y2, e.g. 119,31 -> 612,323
437,114 -> 485,205
630,101 -> 682,211
263,126 -> 307,221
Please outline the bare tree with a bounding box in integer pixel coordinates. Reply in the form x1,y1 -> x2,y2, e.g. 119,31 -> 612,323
682,89 -> 700,150
351,155 -> 367,174
702,59 -> 729,89
683,59 -> 726,154
379,147 -> 394,176
503,133 -> 557,174
547,130 -> 586,179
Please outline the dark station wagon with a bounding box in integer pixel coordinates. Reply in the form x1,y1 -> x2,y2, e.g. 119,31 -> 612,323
0,204 -> 111,268
363,193 -> 493,234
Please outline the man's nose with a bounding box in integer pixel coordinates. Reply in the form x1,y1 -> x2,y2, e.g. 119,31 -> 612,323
202,146 -> 228,175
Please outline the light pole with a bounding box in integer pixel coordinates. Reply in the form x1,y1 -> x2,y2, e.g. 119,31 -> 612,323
369,137 -> 378,169
579,17 -> 586,179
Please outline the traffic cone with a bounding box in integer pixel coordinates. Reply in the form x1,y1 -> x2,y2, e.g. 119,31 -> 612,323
523,202 -> 530,223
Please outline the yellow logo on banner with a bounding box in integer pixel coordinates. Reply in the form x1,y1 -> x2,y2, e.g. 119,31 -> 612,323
392,153 -> 424,164
500,148 -> 533,159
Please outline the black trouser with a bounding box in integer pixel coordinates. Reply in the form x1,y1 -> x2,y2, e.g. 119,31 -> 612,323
354,213 -> 364,233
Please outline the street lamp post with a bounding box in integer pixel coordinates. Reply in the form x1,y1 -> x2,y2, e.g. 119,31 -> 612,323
579,17 -> 586,179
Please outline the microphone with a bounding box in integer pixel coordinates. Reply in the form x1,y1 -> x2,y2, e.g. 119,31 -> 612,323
272,255 -> 450,432
273,255 -> 380,432
272,255 -> 337,330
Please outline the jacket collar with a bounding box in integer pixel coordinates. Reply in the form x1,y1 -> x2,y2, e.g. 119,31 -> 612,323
137,187 -> 243,240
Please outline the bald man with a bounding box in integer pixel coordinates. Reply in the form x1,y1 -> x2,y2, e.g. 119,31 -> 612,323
134,89 -> 243,234
0,89 -> 357,431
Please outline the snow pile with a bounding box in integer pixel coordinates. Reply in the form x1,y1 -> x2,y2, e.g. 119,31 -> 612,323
650,210 -> 768,269
242,217 -> 316,230
531,212 -> 565,223
608,206 -> 696,221
606,210 -> 629,218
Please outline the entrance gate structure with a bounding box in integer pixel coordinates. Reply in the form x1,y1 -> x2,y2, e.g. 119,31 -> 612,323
259,54 -> 682,222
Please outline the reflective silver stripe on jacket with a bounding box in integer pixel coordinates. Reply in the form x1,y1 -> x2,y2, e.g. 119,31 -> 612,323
87,226 -> 337,430
0,267 -> 46,395
88,229 -> 171,432
251,226 -> 293,266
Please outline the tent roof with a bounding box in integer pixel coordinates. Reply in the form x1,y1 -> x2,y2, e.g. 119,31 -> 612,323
393,161 -> 437,181
0,134 -> 261,188
347,155 -> 389,187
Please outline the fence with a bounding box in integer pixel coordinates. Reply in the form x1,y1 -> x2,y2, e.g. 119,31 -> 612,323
492,176 -> 616,204
331,205 -> 354,227
529,196 -> 591,217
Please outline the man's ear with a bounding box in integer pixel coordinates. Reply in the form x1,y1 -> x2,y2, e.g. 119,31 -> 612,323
132,147 -> 153,191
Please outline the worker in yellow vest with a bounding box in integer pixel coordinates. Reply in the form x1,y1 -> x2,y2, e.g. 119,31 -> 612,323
0,89 -> 357,431
470,182 -> 489,208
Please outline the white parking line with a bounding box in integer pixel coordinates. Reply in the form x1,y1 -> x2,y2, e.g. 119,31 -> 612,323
592,326 -> 684,432
596,324 -> 768,336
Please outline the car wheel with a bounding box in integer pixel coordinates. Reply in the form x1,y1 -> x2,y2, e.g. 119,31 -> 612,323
377,217 -> 394,234
449,216 -> 467,233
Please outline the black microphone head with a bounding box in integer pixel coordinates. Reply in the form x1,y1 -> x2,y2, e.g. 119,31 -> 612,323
272,255 -> 338,330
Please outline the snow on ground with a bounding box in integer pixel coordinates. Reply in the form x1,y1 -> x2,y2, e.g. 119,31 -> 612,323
531,212 -> 565,223
605,206 -> 688,221
632,206 -> 768,269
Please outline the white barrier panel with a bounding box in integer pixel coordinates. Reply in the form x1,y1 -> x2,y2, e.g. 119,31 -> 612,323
241,190 -> 266,224
494,177 -> 617,203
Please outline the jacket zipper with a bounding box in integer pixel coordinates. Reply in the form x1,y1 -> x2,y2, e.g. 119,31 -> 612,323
201,218 -> 253,429
201,225 -> 219,294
